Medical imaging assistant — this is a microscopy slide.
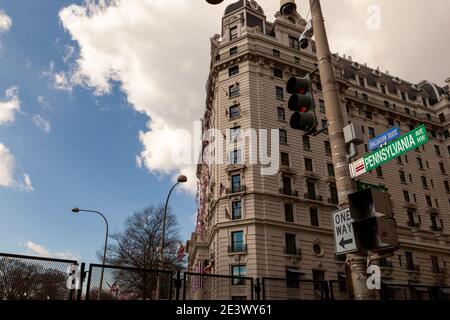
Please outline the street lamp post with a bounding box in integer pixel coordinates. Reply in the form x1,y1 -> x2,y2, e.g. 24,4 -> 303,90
156,175 -> 187,300
71,208 -> 109,300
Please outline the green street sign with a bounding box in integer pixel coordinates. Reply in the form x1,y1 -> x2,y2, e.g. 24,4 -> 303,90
350,125 -> 429,178
356,181 -> 388,192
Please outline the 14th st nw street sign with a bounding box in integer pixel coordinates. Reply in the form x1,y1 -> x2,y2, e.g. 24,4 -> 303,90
350,125 -> 429,178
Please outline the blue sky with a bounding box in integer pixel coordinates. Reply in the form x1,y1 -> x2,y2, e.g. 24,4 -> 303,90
0,0 -> 198,263
1,0 -> 449,264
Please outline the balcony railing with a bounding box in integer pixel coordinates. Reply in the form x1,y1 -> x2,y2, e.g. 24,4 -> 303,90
280,189 -> 299,197
432,267 -> 447,275
406,264 -> 420,272
284,247 -> 302,257
304,193 -> 322,201
228,243 -> 247,254
407,221 -> 420,228
226,185 -> 246,195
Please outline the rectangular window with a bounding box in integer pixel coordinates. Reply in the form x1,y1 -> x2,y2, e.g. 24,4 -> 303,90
439,113 -> 446,123
231,231 -> 244,252
230,149 -> 242,164
281,152 -> 290,167
431,256 -> 440,273
229,46 -> 238,55
397,156 -> 402,165
305,158 -> 313,172
358,77 -> 365,87
307,181 -> 316,200
279,129 -> 287,144
404,107 -> 410,114
272,49 -> 280,57
231,174 -> 241,193
423,98 -> 428,107
289,36 -> 300,49
230,26 -> 238,40
380,84 -> 386,94
321,119 -> 328,129
294,56 -> 300,63
273,68 -> 283,79
277,107 -> 285,121
319,99 -> 325,113
286,268 -> 300,288
445,181 -> 450,192
230,126 -> 240,141
426,195 -> 433,207
229,65 -> 239,77
429,130 -> 436,138
229,104 -> 240,118
421,176 -> 428,188
368,127 -> 375,138
376,166 -> 383,178
403,190 -> 410,203
312,270 -> 325,291
283,176 -> 292,196
401,92 -> 407,102
330,183 -> 338,204
231,265 -> 246,285
407,209 -> 418,227
362,94 -> 368,101
327,163 -> 335,177
303,136 -> 311,150
229,83 -> 240,98
446,130 -> 450,139
435,145 -> 441,156
440,162 -> 446,175
324,141 -> 332,155
405,252 -> 414,270
276,86 -> 284,99
285,203 -> 294,222
285,233 -> 297,255
399,171 -> 406,184
417,158 -> 423,169
384,101 -> 390,109
310,208 -> 319,227
337,273 -> 348,293
448,146 -> 450,156
232,201 -> 242,220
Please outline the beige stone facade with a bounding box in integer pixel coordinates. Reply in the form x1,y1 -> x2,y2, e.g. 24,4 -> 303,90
187,0 -> 450,300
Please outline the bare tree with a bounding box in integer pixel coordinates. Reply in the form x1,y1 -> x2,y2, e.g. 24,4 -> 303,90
93,204 -> 182,299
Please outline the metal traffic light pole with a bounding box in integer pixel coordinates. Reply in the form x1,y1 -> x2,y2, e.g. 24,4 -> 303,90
306,0 -> 371,299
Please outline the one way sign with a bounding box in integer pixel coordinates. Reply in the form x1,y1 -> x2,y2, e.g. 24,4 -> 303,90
332,207 -> 357,254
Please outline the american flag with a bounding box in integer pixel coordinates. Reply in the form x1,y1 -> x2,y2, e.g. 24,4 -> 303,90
177,244 -> 186,261
225,207 -> 231,220
192,261 -> 204,293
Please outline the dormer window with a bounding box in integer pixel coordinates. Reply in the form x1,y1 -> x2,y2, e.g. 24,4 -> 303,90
230,26 -> 238,40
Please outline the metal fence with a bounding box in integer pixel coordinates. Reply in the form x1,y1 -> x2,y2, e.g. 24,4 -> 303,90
0,253 -> 78,300
182,272 -> 254,300
85,264 -> 175,300
261,277 -> 330,300
2,252 -> 450,301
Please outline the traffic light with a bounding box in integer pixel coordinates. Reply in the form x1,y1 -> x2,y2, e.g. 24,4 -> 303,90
286,75 -> 318,133
349,189 -> 399,253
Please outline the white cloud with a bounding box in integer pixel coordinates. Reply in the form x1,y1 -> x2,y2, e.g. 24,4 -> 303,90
37,95 -> 52,111
0,143 -> 33,191
32,114 -> 51,133
63,45 -> 75,63
24,241 -> 78,260
0,10 -> 12,33
0,143 -> 16,187
0,86 -> 20,125
42,62 -> 74,92
57,0 -> 450,194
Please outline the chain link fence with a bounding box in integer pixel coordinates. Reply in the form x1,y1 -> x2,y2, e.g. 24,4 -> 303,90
85,264 -> 175,300
182,272 -> 254,300
0,253 -> 78,300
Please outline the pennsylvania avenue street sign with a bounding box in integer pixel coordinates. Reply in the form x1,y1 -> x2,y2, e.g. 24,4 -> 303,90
350,124 -> 429,178
332,207 -> 357,254
368,127 -> 400,151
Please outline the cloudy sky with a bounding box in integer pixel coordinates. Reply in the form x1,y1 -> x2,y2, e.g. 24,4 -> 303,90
0,0 -> 449,263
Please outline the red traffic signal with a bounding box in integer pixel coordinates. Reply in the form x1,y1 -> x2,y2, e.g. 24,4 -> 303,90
286,75 -> 317,132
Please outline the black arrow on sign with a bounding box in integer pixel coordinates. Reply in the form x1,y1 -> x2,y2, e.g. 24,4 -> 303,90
339,237 -> 353,249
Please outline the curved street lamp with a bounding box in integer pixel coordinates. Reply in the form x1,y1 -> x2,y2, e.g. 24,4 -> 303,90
71,207 -> 109,300
156,175 -> 187,299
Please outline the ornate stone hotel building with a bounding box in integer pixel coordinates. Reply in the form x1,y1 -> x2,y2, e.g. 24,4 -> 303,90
187,0 -> 450,299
